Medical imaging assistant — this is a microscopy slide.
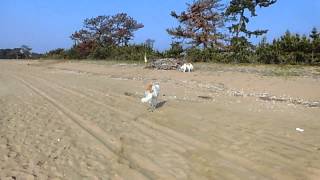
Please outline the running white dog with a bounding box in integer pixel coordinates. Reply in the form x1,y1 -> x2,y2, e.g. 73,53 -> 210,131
141,83 -> 160,111
180,63 -> 194,72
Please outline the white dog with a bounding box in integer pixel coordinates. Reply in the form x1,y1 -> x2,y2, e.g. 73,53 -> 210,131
141,83 -> 160,111
180,63 -> 194,72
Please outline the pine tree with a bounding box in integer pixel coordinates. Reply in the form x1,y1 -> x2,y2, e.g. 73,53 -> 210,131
71,14 -> 143,47
310,27 -> 320,63
310,27 -> 320,41
225,0 -> 276,63
225,0 -> 277,38
165,42 -> 184,58
167,0 -> 226,49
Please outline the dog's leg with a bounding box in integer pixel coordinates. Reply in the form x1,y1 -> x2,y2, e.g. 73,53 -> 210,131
148,104 -> 154,112
152,99 -> 156,110
147,100 -> 154,112
149,98 -> 157,112
147,106 -> 153,112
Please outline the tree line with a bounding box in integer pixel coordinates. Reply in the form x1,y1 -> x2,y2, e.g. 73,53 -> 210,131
0,45 -> 42,59
14,0 -> 320,65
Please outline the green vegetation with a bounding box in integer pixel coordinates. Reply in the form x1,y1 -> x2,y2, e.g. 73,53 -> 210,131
0,45 -> 41,59
255,30 -> 320,65
2,0 -> 318,66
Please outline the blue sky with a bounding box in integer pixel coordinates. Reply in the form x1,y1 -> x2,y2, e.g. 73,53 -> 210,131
1,0 -> 319,53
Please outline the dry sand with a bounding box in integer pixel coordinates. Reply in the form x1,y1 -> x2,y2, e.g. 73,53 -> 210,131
0,60 -> 320,179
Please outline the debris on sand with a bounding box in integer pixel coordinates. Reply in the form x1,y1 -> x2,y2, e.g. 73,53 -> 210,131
198,95 -> 213,100
124,92 -> 134,97
124,92 -> 140,98
296,128 -> 304,132
258,95 -> 320,108
227,90 -> 320,108
259,95 -> 287,102
145,58 -> 185,70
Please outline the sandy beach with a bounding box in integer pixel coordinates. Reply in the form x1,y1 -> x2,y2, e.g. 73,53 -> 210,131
0,60 -> 319,179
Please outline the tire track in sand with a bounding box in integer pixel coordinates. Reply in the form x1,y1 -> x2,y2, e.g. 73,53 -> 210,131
30,71 -> 315,155
32,73 -> 320,179
25,72 -> 210,151
17,72 -> 214,178
22,72 -> 278,179
11,75 -> 176,179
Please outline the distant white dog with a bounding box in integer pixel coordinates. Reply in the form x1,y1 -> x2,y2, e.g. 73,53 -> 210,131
180,63 -> 194,72
141,83 -> 160,111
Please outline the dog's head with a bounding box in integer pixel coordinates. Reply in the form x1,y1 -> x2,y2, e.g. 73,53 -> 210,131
145,83 -> 153,93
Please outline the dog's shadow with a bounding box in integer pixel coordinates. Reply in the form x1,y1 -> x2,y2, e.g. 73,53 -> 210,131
156,100 -> 167,109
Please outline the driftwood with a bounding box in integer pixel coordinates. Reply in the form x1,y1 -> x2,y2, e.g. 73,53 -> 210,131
145,58 -> 185,70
